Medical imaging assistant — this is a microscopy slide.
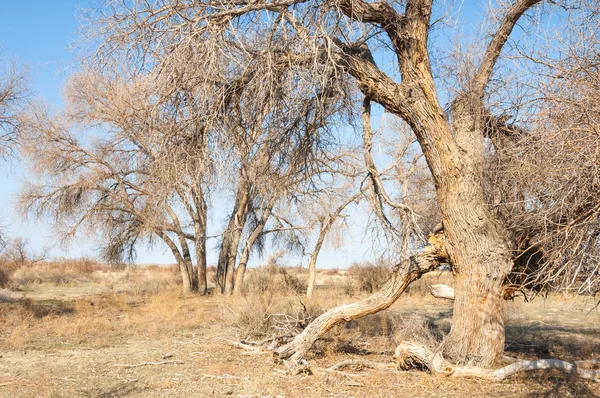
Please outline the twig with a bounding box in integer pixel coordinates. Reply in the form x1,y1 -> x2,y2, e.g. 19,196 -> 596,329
326,359 -> 392,372
113,360 -> 184,368
0,378 -> 31,387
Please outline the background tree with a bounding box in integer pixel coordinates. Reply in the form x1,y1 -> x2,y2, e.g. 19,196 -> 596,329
482,6 -> 600,296
0,53 -> 29,158
20,70 -> 212,295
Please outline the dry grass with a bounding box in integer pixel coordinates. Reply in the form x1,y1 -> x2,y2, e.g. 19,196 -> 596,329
0,264 -> 599,397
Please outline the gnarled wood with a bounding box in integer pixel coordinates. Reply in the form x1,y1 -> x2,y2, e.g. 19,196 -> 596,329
394,341 -> 600,382
274,230 -> 447,363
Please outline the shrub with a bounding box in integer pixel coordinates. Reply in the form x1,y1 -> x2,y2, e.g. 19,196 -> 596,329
323,268 -> 340,276
8,257 -> 109,288
244,251 -> 307,295
0,267 -> 9,288
347,259 -> 393,293
392,313 -> 442,348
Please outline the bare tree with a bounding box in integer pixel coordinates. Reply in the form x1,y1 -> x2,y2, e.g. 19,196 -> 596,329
0,53 -> 29,158
20,70 -> 212,295
2,237 -> 48,267
77,0 -> 600,368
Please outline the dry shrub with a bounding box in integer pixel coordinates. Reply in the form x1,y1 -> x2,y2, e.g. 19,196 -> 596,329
346,259 -> 393,293
0,257 -> 21,288
0,267 -> 9,288
244,252 -> 307,296
228,292 -> 321,339
129,270 -> 179,296
323,268 -> 340,276
8,258 -> 109,288
231,253 -> 313,338
392,313 -> 442,348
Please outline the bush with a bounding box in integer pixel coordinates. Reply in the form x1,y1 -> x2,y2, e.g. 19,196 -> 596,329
0,267 -> 9,288
8,258 -> 108,288
392,313 -> 442,348
347,259 -> 393,293
244,251 -> 307,296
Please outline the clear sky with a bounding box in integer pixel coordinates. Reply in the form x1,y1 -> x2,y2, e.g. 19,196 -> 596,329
0,1 -> 85,258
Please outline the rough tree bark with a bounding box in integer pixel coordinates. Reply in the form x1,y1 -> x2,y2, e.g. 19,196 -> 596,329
332,0 -> 541,366
275,229 -> 448,363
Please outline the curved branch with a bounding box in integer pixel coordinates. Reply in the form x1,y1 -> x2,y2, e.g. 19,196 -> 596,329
473,0 -> 543,95
362,97 -> 415,215
275,229 -> 448,363
394,341 -> 600,382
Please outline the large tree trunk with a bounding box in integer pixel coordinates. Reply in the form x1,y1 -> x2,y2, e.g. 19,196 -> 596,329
179,260 -> 196,295
437,99 -> 513,367
336,0 -> 539,367
275,230 -> 447,363
155,230 -> 198,295
223,225 -> 244,295
195,221 -> 208,296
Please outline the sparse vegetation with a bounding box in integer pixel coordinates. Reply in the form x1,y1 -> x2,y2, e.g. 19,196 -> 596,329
0,264 -> 598,396
3,0 -> 600,395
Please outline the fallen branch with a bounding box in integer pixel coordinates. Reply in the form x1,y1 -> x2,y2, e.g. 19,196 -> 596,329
274,230 -> 448,363
215,337 -> 274,355
394,341 -> 600,382
113,360 -> 184,368
428,284 -> 455,300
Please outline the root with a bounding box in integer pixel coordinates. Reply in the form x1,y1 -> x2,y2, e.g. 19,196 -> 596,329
394,341 -> 600,382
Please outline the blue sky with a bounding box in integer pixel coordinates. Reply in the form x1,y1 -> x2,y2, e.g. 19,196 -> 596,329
0,1 -> 84,257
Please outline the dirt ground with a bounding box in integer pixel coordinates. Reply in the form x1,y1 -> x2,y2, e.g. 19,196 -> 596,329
1,271 -> 599,398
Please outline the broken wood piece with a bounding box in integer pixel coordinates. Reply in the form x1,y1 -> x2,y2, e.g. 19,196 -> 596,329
428,284 -> 455,300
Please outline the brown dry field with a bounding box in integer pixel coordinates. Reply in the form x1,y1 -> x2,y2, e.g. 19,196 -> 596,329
1,265 -> 599,398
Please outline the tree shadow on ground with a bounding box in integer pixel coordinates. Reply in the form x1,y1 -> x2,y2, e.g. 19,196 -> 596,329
93,381 -> 141,398
525,374 -> 599,398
